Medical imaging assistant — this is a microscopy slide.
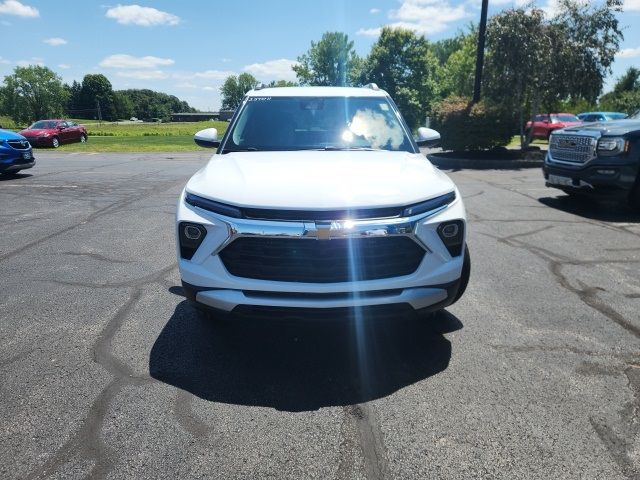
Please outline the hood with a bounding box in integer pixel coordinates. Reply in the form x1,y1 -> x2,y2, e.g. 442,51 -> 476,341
562,119 -> 640,137
185,150 -> 455,210
0,129 -> 28,141
19,128 -> 51,137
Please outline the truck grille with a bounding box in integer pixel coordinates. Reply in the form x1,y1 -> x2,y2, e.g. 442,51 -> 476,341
549,134 -> 596,164
219,237 -> 425,283
7,140 -> 30,150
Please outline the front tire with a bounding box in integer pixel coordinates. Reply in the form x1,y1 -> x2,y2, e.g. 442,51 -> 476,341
51,136 -> 60,148
79,134 -> 87,143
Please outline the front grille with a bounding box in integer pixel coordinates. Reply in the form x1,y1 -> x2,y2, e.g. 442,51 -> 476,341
241,206 -> 403,221
7,140 -> 30,150
549,134 -> 596,164
219,237 -> 425,283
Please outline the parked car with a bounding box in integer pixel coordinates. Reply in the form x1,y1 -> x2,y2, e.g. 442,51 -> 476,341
525,113 -> 582,140
0,129 -> 35,175
577,112 -> 627,122
543,110 -> 640,208
177,85 -> 470,321
19,120 -> 87,148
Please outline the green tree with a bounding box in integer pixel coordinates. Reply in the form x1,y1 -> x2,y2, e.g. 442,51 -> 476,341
116,89 -> 196,120
484,0 -> 623,148
80,74 -> 117,121
220,73 -> 259,110
113,91 -> 134,120
359,27 -> 439,129
599,67 -> 640,114
0,66 -> 69,125
267,80 -> 298,88
293,32 -> 361,86
438,31 -> 477,98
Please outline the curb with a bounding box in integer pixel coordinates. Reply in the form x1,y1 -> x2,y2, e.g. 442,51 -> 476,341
427,154 -> 544,170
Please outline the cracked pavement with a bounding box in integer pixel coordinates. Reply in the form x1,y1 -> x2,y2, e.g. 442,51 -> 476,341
1,152 -> 639,479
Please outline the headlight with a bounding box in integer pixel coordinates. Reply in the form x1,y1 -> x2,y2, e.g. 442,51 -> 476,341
403,191 -> 456,217
185,192 -> 242,218
597,137 -> 628,156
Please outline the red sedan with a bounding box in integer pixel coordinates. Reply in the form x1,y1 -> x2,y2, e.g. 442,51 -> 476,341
525,113 -> 582,140
19,120 -> 87,148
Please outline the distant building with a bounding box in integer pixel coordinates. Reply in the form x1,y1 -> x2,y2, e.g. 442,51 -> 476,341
170,111 -> 234,122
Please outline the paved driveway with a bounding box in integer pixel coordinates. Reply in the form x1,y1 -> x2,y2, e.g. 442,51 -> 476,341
1,152 -> 639,479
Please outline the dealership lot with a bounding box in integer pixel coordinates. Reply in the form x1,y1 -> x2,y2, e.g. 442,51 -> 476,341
1,152 -> 639,479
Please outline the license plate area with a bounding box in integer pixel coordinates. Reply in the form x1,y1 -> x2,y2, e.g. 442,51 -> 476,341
548,174 -> 574,187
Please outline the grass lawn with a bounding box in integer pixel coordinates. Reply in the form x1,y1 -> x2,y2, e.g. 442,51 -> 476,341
25,120 -> 230,152
507,135 -> 548,149
58,135 -> 202,152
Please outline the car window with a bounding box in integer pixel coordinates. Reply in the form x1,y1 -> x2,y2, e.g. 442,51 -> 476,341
59,122 -> 68,128
67,121 -> 77,127
30,120 -> 57,129
552,114 -> 579,122
224,96 -> 414,153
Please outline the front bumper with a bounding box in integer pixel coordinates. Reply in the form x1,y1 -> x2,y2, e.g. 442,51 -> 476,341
0,151 -> 35,173
177,189 -> 467,314
543,152 -> 639,197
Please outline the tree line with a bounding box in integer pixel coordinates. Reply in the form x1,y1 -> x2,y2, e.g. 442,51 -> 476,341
0,68 -> 196,125
220,0 -> 629,150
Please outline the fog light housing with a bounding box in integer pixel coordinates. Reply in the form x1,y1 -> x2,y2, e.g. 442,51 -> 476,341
179,222 -> 207,260
437,220 -> 464,257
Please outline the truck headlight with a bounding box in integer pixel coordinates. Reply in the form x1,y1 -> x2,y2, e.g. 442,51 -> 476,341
597,137 -> 628,156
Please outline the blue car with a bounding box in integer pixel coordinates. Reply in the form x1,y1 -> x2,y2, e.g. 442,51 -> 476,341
576,111 -> 628,122
0,129 -> 35,175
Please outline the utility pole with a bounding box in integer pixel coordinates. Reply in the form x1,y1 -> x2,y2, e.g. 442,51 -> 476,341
96,100 -> 102,124
472,0 -> 489,103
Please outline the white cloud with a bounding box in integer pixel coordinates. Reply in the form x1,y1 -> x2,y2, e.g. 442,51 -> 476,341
618,47 -> 640,59
357,0 -> 468,37
203,86 -> 217,91
58,63 -> 71,69
357,27 -> 383,37
0,56 -> 10,64
370,8 -> 381,14
243,58 -> 299,81
0,0 -> 38,17
105,4 -> 179,26
116,70 -> 168,80
624,0 -> 640,11
16,58 -> 44,67
99,54 -> 174,69
43,37 -> 67,46
191,70 -> 236,80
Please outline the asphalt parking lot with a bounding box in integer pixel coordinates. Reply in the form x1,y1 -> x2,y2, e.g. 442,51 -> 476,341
1,151 -> 639,479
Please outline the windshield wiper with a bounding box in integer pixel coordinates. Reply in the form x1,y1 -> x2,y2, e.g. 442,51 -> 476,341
221,147 -> 258,153
317,146 -> 382,151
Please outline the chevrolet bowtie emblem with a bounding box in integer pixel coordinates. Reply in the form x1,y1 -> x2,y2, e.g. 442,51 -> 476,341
315,222 -> 332,240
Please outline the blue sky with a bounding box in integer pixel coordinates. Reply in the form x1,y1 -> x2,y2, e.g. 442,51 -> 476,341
1,0 -> 639,111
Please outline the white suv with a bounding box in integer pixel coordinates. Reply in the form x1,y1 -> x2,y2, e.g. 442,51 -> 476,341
177,85 -> 470,320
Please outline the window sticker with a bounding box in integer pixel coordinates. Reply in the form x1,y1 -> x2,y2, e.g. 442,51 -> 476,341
247,97 -> 272,102
379,103 -> 389,111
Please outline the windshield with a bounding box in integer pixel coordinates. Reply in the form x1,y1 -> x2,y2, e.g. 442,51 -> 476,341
608,113 -> 628,120
222,96 -> 415,153
29,120 -> 58,129
552,114 -> 579,123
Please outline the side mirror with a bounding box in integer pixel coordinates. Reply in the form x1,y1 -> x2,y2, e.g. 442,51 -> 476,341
58,125 -> 65,130
194,128 -> 220,148
543,119 -> 550,124
416,127 -> 440,148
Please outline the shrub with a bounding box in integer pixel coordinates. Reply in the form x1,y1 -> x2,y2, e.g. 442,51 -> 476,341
432,96 -> 514,151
